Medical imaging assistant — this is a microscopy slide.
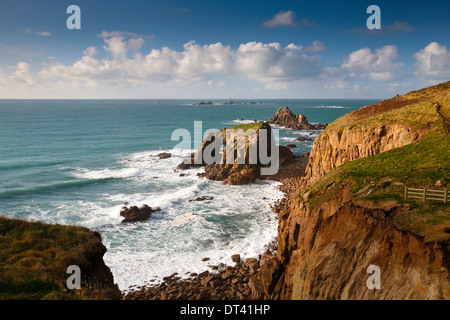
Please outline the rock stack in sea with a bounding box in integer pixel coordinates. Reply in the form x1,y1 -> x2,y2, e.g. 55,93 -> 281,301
269,106 -> 327,130
176,122 -> 296,185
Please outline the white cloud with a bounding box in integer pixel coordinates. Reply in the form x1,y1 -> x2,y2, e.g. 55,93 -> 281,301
342,45 -> 403,81
413,42 -> 450,81
39,34 -> 323,89
304,41 -> 326,53
386,21 -> 416,33
83,47 -> 97,57
263,11 -> 298,28
98,31 -> 154,40
0,62 -> 34,85
23,28 -> 52,37
233,42 -> 321,87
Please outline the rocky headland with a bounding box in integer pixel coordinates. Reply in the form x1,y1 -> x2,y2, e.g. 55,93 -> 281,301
127,81 -> 450,300
4,82 -> 449,300
0,217 -> 122,300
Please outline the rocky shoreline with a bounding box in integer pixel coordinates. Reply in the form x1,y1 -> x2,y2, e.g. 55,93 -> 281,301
123,248 -> 277,300
122,109 -> 315,300
123,175 -> 303,300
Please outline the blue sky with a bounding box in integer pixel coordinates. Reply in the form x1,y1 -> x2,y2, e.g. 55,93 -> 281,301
0,0 -> 449,99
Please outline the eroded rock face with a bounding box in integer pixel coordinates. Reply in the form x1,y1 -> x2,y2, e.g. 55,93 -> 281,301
304,124 -> 421,187
120,205 -> 161,223
177,122 -> 292,185
269,107 -> 327,130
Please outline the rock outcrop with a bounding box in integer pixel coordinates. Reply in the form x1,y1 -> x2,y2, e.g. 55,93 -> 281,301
120,205 -> 161,223
249,82 -> 450,300
177,122 -> 297,185
254,193 -> 450,299
269,107 -> 327,130
0,217 -> 122,300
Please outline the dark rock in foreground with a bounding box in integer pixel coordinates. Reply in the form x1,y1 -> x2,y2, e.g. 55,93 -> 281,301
120,205 -> 161,223
156,152 -> 171,159
269,106 -> 327,130
189,196 -> 214,202
295,137 -> 313,142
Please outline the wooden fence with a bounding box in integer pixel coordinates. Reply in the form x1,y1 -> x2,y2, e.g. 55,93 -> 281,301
404,187 -> 448,203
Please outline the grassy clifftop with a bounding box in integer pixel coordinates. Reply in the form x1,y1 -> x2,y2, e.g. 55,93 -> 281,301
302,81 -> 450,243
0,217 -> 120,300
327,81 -> 450,132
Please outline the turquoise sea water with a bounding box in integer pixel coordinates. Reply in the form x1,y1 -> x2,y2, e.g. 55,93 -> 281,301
0,99 -> 376,290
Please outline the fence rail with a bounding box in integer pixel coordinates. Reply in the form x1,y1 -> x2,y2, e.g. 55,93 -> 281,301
404,187 -> 448,203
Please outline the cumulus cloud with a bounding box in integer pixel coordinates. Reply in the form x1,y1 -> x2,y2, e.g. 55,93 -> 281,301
39,33 -> 323,89
304,41 -> 326,52
263,11 -> 298,28
413,42 -> 450,81
0,62 -> 34,85
341,45 -> 403,81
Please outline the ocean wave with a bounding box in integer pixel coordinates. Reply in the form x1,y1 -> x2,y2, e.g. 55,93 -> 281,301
223,119 -> 262,126
0,179 -> 108,199
0,160 -> 69,171
312,105 -> 346,109
72,167 -> 142,180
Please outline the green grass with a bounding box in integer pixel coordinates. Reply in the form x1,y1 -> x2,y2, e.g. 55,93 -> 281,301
0,217 -> 104,300
229,122 -> 264,132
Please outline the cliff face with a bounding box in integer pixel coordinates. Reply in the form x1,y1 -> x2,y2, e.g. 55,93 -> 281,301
250,81 -> 450,300
269,197 -> 450,300
304,123 -> 421,186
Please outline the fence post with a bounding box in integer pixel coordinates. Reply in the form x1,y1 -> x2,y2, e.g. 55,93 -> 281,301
445,188 -> 448,204
404,186 -> 408,201
423,188 -> 426,204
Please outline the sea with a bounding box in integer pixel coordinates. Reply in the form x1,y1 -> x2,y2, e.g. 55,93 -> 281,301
0,99 -> 377,290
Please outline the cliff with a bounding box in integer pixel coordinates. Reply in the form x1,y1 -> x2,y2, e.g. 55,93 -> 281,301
0,217 -> 122,300
250,81 -> 450,300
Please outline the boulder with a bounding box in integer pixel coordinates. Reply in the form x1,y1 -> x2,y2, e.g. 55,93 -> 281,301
231,254 -> 241,263
120,205 -> 161,223
295,137 -> 313,142
156,152 -> 171,159
189,196 -> 214,202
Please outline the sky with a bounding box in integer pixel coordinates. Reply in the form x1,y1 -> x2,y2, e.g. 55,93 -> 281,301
0,0 -> 449,99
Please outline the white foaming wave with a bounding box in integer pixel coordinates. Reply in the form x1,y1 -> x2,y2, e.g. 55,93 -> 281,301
224,119 -> 262,126
313,105 -> 346,109
171,212 -> 203,227
72,167 -> 141,180
103,180 -> 285,290
82,203 -> 124,229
